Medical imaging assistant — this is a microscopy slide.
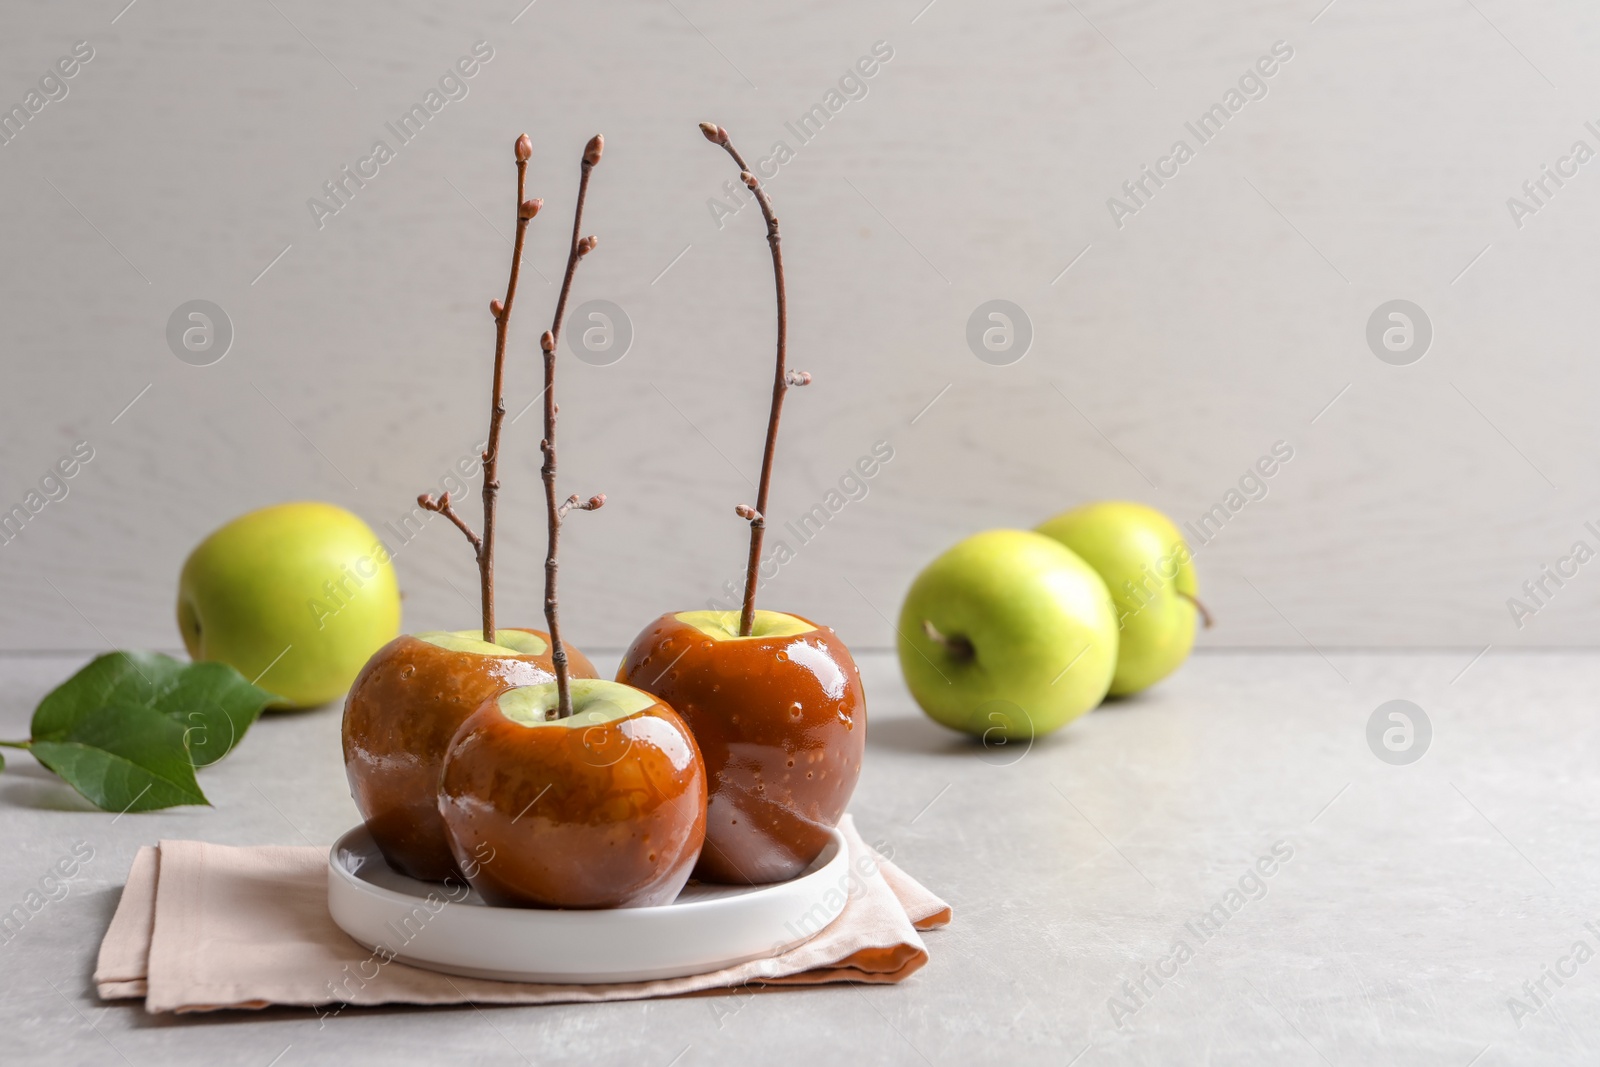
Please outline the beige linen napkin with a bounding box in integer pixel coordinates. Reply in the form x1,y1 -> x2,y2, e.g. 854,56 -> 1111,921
95,815 -> 950,1014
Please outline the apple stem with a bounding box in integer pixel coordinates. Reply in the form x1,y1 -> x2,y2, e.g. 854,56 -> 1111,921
922,619 -> 975,663
540,134 -> 606,720
1179,591 -> 1215,629
700,121 -> 809,638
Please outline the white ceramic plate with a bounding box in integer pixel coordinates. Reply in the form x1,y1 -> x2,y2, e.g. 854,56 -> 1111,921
327,824 -> 851,984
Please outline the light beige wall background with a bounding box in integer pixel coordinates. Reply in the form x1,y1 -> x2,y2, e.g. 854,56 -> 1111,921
1,0 -> 1596,653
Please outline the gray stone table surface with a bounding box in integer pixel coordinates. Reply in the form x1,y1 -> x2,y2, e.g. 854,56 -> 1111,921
1,648 -> 1596,1066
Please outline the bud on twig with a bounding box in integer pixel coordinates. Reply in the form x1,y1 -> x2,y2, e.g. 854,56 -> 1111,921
490,299 -> 504,318
541,330 -> 556,353
740,171 -> 757,189
418,489 -> 482,554
785,370 -> 811,386
420,490 -> 458,511
515,133 -> 532,162
735,504 -> 763,522
698,121 -> 728,145
584,134 -> 604,166
558,492 -> 607,519
520,198 -> 543,219
577,235 -> 597,256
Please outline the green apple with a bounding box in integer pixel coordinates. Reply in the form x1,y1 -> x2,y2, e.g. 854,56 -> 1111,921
1036,501 -> 1204,697
178,502 -> 401,708
897,529 -> 1118,741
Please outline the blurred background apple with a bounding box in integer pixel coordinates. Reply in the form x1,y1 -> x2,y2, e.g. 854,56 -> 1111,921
896,528 -> 1117,741
177,501 -> 400,708
1037,501 -> 1204,697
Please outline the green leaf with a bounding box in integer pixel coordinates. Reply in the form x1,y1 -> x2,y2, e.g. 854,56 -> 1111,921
30,702 -> 209,812
147,660 -> 283,768
32,651 -> 180,738
32,651 -> 280,767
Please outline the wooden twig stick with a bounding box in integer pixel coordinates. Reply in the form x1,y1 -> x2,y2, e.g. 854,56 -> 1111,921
419,134 -> 541,644
699,121 -> 808,637
472,133 -> 542,644
540,134 -> 604,719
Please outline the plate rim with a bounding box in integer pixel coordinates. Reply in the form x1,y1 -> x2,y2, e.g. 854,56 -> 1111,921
327,822 -> 851,919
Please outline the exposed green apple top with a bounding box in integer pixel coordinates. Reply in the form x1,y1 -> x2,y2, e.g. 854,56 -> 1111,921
674,609 -> 816,641
416,629 -> 549,656
496,679 -> 656,727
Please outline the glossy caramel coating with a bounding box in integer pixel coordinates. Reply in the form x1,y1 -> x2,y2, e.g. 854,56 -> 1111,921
342,630 -> 598,881
617,612 -> 865,884
437,693 -> 707,908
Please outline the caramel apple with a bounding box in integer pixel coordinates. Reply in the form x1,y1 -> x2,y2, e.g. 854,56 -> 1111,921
618,123 -> 864,884
438,680 -> 706,907
617,610 -> 862,883
342,628 -> 597,880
